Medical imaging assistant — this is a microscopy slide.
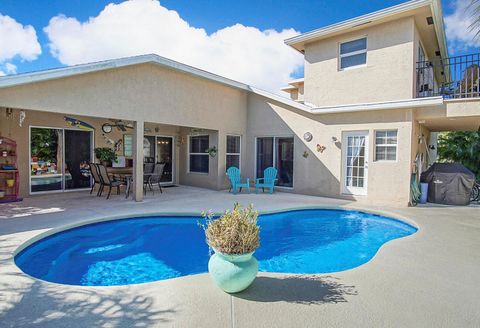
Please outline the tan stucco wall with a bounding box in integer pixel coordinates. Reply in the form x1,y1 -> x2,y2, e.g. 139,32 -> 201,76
246,94 -> 414,206
0,63 -> 249,195
0,63 -> 248,131
303,17 -> 416,106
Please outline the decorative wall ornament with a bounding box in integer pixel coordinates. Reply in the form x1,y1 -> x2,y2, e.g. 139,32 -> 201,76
64,116 -> 95,131
303,132 -> 313,142
102,133 -> 115,146
19,110 -> 26,127
206,146 -> 217,158
316,144 -> 326,153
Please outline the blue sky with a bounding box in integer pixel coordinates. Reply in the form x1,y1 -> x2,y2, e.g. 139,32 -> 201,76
0,0 -> 477,92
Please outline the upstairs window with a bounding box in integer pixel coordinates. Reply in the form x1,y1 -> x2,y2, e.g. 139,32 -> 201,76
339,37 -> 367,70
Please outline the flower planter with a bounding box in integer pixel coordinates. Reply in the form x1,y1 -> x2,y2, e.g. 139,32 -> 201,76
208,249 -> 258,293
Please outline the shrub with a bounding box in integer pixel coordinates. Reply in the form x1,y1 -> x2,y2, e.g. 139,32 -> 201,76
201,203 -> 260,254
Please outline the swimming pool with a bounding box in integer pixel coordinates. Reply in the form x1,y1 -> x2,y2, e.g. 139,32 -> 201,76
15,209 -> 416,286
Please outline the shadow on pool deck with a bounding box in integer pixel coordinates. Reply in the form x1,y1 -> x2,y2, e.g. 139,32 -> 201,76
0,278 -> 176,327
235,275 -> 357,304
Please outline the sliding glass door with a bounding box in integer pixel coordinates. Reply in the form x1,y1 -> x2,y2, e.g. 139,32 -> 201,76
256,137 -> 294,187
64,130 -> 93,190
30,128 -> 63,193
30,127 -> 93,194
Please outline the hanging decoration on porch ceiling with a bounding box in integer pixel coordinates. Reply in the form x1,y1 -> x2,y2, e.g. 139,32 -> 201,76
64,116 -> 95,131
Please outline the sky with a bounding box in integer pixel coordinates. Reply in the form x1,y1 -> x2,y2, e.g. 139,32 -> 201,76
0,0 -> 478,93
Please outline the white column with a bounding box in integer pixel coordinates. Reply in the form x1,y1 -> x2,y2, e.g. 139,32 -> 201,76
133,120 -> 144,202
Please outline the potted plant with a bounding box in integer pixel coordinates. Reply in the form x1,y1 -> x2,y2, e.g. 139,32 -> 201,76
201,203 -> 260,293
94,147 -> 117,167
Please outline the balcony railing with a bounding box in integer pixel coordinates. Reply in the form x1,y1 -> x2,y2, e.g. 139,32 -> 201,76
416,53 -> 480,99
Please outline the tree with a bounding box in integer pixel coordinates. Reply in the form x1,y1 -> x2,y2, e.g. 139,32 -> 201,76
437,130 -> 480,178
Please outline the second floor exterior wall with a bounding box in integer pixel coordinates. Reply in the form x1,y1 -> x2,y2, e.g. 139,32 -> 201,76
303,16 -> 416,107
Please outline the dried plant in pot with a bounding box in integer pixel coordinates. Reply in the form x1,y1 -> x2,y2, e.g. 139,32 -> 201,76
201,203 -> 260,293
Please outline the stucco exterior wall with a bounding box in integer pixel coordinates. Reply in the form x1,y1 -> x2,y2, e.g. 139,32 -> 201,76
303,17 -> 416,106
0,63 -> 248,132
246,94 -> 414,206
0,63 -> 249,196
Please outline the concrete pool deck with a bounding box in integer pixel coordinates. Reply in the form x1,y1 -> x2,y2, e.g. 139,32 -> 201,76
0,186 -> 479,327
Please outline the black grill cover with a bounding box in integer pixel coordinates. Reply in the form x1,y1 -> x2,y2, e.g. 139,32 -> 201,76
421,163 -> 475,205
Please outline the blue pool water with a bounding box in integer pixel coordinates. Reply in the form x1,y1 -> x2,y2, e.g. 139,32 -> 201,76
15,209 -> 416,286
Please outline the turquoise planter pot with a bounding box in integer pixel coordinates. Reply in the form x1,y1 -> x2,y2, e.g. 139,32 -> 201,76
208,249 -> 258,293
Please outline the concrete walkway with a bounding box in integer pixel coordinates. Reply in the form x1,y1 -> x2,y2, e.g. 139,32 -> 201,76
0,186 -> 479,327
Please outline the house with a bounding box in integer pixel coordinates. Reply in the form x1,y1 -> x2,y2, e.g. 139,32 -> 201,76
0,0 -> 479,206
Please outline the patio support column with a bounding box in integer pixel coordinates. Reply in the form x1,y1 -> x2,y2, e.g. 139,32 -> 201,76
133,119 -> 144,202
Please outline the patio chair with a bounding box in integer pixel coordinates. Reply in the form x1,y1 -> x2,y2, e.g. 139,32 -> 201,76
88,163 -> 102,196
96,164 -> 126,199
226,166 -> 250,194
147,163 -> 165,195
143,162 -> 155,192
255,167 -> 278,194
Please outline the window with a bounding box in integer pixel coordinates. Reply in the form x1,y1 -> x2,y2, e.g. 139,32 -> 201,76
189,135 -> 209,173
375,130 -> 398,161
339,37 -> 367,70
226,135 -> 241,169
256,137 -> 294,187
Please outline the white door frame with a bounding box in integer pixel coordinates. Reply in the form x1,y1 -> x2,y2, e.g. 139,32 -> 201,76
29,125 -> 94,195
341,130 -> 369,196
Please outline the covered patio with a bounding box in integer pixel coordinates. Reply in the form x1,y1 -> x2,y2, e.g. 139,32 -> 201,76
0,187 -> 479,327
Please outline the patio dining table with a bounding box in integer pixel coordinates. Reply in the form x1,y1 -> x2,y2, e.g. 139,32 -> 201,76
106,167 -> 153,199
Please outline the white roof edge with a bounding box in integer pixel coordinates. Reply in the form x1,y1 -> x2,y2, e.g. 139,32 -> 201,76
285,0 -> 432,47
310,96 -> 444,114
280,86 -> 297,91
249,86 -> 313,112
0,54 -> 250,91
431,0 -> 449,58
288,77 -> 305,85
0,53 -> 312,114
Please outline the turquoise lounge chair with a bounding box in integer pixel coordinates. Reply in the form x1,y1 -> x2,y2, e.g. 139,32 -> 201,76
227,167 -> 250,194
255,167 -> 278,194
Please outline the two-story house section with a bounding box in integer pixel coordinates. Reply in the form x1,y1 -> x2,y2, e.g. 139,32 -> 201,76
0,0 -> 478,206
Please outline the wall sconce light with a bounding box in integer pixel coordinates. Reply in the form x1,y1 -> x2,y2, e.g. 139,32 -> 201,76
302,151 -> 309,158
303,132 -> 313,142
331,136 -> 338,142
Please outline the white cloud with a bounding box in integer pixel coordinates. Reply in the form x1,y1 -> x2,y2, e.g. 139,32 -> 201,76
44,0 -> 303,93
444,0 -> 480,53
0,13 -> 41,75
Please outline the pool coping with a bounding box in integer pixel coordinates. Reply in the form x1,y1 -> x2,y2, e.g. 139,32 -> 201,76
13,204 -> 419,257
10,204 -> 420,289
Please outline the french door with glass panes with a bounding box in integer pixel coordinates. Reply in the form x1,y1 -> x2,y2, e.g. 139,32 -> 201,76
342,131 -> 369,195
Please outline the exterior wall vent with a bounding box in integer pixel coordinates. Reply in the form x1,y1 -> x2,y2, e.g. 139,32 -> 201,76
426,17 -> 434,25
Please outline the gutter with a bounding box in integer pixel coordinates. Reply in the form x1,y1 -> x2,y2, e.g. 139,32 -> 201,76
309,97 -> 444,114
